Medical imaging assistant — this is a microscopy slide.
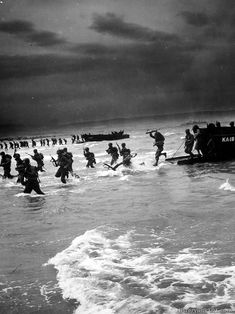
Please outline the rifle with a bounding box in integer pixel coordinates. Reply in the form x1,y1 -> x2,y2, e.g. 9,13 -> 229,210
50,155 -> 57,167
26,153 -> 34,158
146,129 -> 158,134
116,142 -> 121,154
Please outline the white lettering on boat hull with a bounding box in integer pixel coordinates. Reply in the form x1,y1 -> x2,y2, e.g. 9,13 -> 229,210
222,137 -> 235,142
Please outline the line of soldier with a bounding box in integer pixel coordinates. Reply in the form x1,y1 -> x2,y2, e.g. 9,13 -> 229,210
0,137 -> 70,150
184,120 -> 235,159
0,141 -> 29,150
3,121 -> 233,194
0,141 -> 137,193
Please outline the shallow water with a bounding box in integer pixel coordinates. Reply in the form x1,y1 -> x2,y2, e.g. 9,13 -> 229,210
0,116 -> 235,313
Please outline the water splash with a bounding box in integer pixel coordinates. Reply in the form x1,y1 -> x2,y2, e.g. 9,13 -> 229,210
219,178 -> 235,192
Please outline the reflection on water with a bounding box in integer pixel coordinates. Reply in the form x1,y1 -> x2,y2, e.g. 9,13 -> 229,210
23,196 -> 47,211
184,161 -> 235,179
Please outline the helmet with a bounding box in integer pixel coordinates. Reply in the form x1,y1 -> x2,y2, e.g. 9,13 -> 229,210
14,153 -> 20,158
121,143 -> 126,147
23,158 -> 30,165
108,143 -> 112,147
85,147 -> 89,151
33,149 -> 37,153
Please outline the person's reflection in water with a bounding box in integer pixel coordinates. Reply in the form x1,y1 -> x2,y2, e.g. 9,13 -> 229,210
24,196 -> 46,211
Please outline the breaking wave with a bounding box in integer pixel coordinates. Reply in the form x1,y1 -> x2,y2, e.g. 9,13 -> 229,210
47,227 -> 235,313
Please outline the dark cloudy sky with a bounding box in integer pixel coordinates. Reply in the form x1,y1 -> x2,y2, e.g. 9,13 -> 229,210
0,0 -> 234,127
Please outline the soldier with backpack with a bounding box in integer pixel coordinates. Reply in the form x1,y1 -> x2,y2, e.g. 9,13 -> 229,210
0,152 -> 14,179
31,149 -> 45,172
83,147 -> 96,168
22,158 -> 44,194
14,153 -> 25,184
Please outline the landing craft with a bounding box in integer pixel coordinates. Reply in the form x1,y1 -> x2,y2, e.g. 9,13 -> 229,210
166,123 -> 235,165
81,130 -> 129,142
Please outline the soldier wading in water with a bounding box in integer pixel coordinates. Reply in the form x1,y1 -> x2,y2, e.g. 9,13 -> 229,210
51,149 -> 73,184
22,158 -> 44,195
148,129 -> 167,166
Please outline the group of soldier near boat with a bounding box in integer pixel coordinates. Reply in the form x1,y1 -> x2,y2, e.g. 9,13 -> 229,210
1,121 -> 234,194
0,140 -> 134,194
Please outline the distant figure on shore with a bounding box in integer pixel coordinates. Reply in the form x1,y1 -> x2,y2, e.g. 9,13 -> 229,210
230,121 -> 234,128
148,130 -> 166,166
32,149 -> 45,172
106,143 -> 119,165
14,153 -> 25,184
31,139 -> 37,147
216,121 -> 221,128
9,142 -> 14,149
117,143 -> 132,167
22,158 -> 44,195
0,152 -> 13,179
184,129 -> 194,158
83,147 -> 96,168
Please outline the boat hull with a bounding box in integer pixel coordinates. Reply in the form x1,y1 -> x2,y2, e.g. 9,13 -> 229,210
81,133 -> 129,142
166,125 -> 235,165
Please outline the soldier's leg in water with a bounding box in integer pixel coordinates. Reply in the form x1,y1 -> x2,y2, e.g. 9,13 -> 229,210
55,167 -> 62,178
4,167 -> 13,179
23,181 -> 33,194
154,149 -> 161,166
60,169 -> 67,184
33,181 -> 45,195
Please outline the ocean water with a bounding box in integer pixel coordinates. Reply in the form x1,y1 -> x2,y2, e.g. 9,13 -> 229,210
0,115 -> 235,314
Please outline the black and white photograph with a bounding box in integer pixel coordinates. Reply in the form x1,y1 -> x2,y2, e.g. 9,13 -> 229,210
0,0 -> 234,313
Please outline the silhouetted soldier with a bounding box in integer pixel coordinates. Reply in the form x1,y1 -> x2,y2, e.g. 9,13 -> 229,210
32,149 -> 45,172
117,143 -> 132,167
0,152 -> 13,178
192,125 -> 205,156
14,153 -> 25,184
9,142 -> 14,149
22,158 -> 44,194
106,143 -> 119,165
31,139 -> 37,147
83,147 -> 96,168
148,130 -> 166,166
53,149 -> 72,183
184,129 -> 194,158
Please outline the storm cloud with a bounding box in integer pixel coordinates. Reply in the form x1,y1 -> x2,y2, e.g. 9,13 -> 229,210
90,13 -> 178,43
180,11 -> 210,27
0,20 -> 67,47
0,0 -> 234,129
